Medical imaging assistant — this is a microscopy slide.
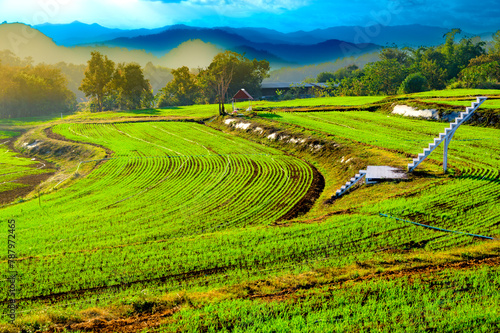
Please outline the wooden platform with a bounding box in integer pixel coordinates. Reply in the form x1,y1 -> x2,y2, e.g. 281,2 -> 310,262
365,166 -> 408,184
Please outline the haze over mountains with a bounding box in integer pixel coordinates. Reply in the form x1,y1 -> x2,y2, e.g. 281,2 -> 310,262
36,21 -> 492,49
2,21 -> 494,71
1,21 -> 496,87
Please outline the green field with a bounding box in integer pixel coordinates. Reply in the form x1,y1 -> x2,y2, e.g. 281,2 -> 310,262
258,110 -> 499,235
409,88 -> 500,98
66,104 -> 225,121
0,91 -> 499,332
0,122 -> 315,304
242,96 -> 386,109
421,98 -> 500,109
0,132 -> 55,198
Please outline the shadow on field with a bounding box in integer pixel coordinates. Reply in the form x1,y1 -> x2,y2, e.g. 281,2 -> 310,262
259,113 -> 282,119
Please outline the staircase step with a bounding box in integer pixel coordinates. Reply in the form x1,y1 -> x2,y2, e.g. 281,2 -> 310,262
408,97 -> 486,174
341,185 -> 346,191
350,177 -> 357,182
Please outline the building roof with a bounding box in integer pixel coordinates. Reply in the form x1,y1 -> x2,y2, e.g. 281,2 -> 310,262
233,89 -> 254,100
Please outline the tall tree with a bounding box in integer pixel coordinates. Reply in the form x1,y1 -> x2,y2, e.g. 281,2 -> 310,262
380,48 -> 412,66
79,51 -> 115,112
113,63 -> 151,110
491,30 -> 500,54
200,51 -> 270,115
202,52 -> 236,115
419,57 -> 448,90
157,66 -> 200,107
363,59 -> 408,95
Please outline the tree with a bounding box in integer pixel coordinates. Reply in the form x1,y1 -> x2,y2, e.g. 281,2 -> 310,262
113,63 -> 151,110
443,29 -> 462,61
157,66 -> 200,107
200,53 -> 234,115
200,51 -> 270,115
458,61 -> 500,88
398,72 -> 428,94
317,71 -> 335,83
0,58 -> 75,118
79,51 -> 115,112
419,57 -> 447,90
317,64 -> 359,83
363,59 -> 408,95
380,48 -> 412,66
440,29 -> 485,79
492,30 -> 500,54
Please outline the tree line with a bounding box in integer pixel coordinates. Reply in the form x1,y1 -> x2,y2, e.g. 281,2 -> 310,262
0,51 -> 76,119
0,49 -> 269,118
316,29 -> 500,96
2,29 -> 499,119
80,51 -> 270,115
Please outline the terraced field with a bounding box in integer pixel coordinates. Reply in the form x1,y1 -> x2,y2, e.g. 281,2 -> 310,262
0,91 -> 498,332
0,122 -> 317,310
260,108 -> 500,244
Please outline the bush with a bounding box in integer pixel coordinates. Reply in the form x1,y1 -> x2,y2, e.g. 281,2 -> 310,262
398,72 -> 429,94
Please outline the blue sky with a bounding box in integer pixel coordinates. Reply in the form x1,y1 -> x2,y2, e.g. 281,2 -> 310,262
1,0 -> 499,32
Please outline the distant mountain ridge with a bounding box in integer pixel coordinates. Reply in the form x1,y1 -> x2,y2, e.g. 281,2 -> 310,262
86,27 -> 379,66
29,21 -> 495,68
35,21 -> 492,48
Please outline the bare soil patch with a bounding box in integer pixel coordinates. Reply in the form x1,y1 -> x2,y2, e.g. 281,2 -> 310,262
0,138 -> 56,205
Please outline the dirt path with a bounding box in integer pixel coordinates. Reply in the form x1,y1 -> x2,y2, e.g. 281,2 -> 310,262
0,138 -> 56,205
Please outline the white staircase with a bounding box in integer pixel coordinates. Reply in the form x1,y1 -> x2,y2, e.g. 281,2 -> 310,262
408,96 -> 487,173
335,170 -> 366,198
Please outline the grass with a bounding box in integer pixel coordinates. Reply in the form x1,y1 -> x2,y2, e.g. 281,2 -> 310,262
0,122 -> 315,309
421,98 -> 500,109
0,114 -> 70,127
409,88 -> 500,98
240,96 -> 386,109
155,265 -> 500,333
0,91 -> 498,332
66,104 -> 224,121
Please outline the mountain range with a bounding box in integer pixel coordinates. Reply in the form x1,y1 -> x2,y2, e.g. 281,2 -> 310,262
29,21 -> 495,68
36,21 -> 494,49
1,21 -> 495,81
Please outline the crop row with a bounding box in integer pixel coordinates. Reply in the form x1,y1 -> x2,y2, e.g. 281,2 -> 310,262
0,122 -> 315,302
